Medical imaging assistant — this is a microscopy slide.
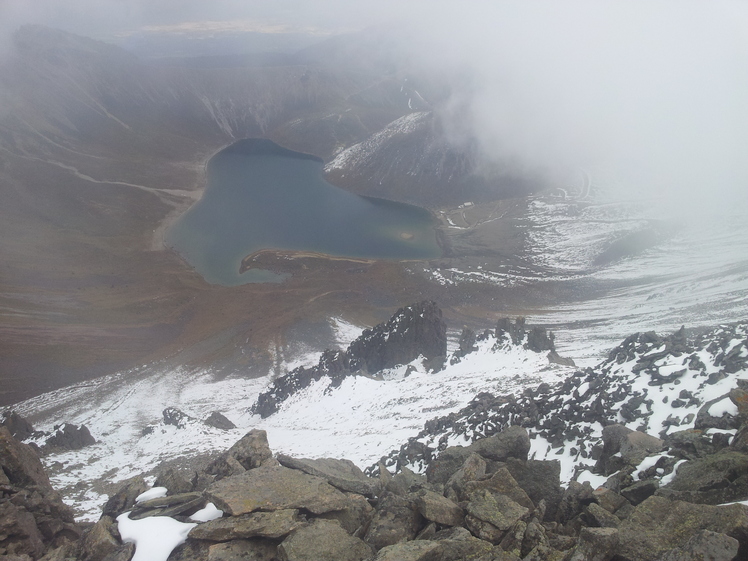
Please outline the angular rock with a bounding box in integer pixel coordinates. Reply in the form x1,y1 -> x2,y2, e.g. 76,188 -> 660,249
205,465 -> 348,516
0,501 -> 45,559
469,426 -> 531,462
277,455 -> 377,496
129,492 -> 205,520
656,450 -> 748,505
657,530 -> 739,561
444,453 -> 487,502
617,496 -> 748,561
204,412 -> 236,431
373,540 -> 441,561
465,489 -> 528,543
621,479 -> 659,506
163,407 -> 193,428
154,467 -> 193,495
101,476 -> 148,518
498,520 -> 526,556
364,493 -> 423,550
505,459 -> 563,521
1,411 -> 35,440
584,502 -> 620,528
44,423 -> 96,450
80,517 -> 118,561
556,481 -> 595,525
522,544 -> 565,561
600,425 -> 664,471
205,455 -> 246,480
278,519 -> 373,561
521,519 -> 549,558
226,429 -> 273,470
435,536 -> 494,560
463,467 -> 534,510
189,509 -> 303,541
100,543 -> 135,561
168,540 -> 210,561
318,492 -> 374,535
207,539 -> 276,561
592,487 -> 629,514
347,301 -> 447,374
384,466 -> 430,497
566,527 -> 619,561
0,426 -> 52,490
425,446 -> 473,485
412,489 -> 464,526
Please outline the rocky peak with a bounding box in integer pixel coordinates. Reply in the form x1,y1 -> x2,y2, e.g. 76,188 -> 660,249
347,300 -> 447,374
252,301 -> 447,418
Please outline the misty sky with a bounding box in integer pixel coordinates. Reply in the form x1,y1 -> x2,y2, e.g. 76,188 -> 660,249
2,0 -> 747,213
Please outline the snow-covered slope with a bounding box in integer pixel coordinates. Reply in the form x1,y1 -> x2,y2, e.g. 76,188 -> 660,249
15,320 -> 574,521
378,322 -> 748,488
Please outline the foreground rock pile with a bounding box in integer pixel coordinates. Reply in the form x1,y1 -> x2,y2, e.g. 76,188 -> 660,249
4,419 -> 748,560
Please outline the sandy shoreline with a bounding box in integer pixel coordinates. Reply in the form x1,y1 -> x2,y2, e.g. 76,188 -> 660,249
149,143 -> 236,252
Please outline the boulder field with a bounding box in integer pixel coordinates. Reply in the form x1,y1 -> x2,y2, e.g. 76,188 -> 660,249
3,418 -> 748,560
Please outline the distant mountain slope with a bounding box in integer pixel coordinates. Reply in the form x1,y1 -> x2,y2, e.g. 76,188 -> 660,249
325,111 -> 539,208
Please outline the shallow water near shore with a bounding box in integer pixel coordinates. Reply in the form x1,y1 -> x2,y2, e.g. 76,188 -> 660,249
166,139 -> 441,285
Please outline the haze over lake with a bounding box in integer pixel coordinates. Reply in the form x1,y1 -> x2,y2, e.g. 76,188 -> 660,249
166,139 -> 441,285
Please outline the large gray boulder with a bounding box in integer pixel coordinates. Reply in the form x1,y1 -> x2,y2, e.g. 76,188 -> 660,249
373,540 -> 441,560
412,489 -> 464,527
505,458 -> 563,522
278,519 -> 373,561
226,429 -> 273,470
656,449 -> 748,505
616,496 -> 748,561
566,527 -> 619,561
318,492 -> 374,535
464,489 -> 529,544
364,494 -> 423,550
0,426 -> 52,490
189,509 -> 303,541
205,465 -> 348,516
277,455 -> 377,496
656,530 -> 739,561
463,467 -> 534,510
207,539 -> 276,561
468,426 -> 531,462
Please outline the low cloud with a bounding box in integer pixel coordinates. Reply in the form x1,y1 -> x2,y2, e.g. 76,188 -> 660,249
2,0 -> 746,214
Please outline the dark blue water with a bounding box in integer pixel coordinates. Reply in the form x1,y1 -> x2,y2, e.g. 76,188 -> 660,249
166,139 -> 441,285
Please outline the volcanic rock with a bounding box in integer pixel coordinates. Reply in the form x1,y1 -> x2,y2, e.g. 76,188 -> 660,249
278,519 -> 373,561
226,429 -> 273,470
277,455 -> 377,497
412,489 -> 464,527
657,530 -> 739,561
468,425 -> 531,462
0,427 -> 52,490
616,496 -> 748,561
189,509 -> 303,541
252,302 -> 447,417
205,465 -> 348,516
364,493 -> 423,550
203,412 -> 236,431
207,539 -> 276,561
44,424 -> 95,451
1,411 -> 35,441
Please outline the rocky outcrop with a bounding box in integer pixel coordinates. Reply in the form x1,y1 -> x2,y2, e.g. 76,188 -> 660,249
0,427 -> 81,559
44,424 -> 96,451
1,411 -> 35,441
252,301 -> 447,418
203,412 -> 236,431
